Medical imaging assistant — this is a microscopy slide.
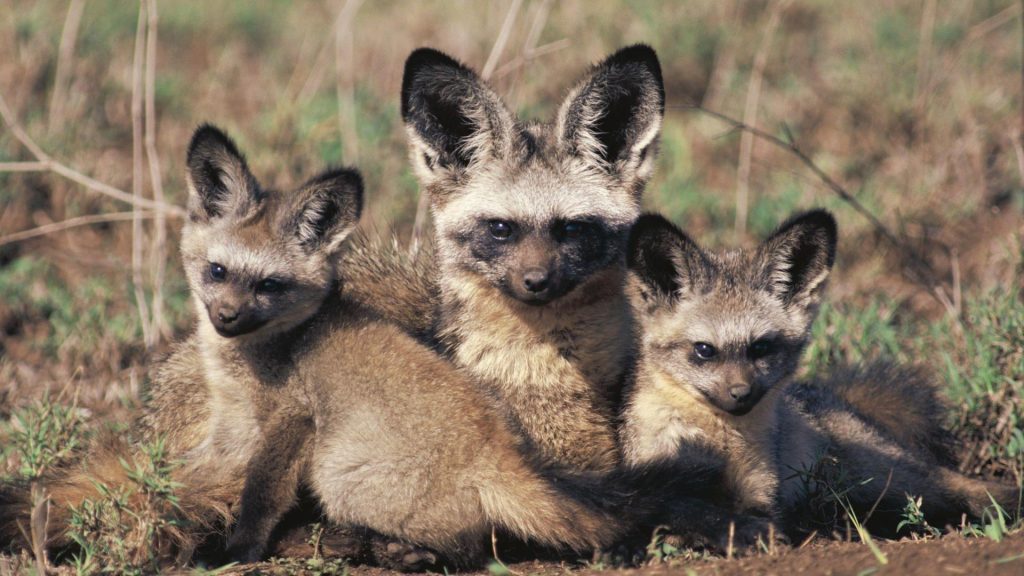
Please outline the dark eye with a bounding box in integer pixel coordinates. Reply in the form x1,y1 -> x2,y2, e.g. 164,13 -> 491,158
256,278 -> 285,294
209,262 -> 227,281
488,220 -> 513,240
693,342 -> 717,360
748,339 -> 775,360
561,220 -> 588,240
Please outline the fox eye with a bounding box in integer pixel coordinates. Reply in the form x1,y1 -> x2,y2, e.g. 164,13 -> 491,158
748,339 -> 775,359
488,220 -> 513,240
693,342 -> 717,360
256,278 -> 285,294
559,220 -> 588,240
209,262 -> 227,281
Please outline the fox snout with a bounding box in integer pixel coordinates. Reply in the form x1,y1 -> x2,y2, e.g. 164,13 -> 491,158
704,366 -> 765,416
208,298 -> 265,337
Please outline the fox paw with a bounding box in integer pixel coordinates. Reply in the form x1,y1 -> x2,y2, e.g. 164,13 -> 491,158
378,541 -> 438,572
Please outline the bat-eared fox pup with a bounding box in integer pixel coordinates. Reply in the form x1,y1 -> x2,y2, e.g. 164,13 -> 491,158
400,44 -> 664,475
622,210 -> 1021,536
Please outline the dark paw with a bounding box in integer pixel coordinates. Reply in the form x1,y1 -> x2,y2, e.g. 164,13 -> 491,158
721,516 -> 786,555
379,541 -> 438,572
225,532 -> 266,564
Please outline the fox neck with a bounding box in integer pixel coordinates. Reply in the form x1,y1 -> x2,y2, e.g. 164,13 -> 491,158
644,367 -> 784,447
437,266 -> 635,398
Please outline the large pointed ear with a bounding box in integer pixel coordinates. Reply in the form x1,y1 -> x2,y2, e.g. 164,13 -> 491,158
557,45 -> 664,188
185,124 -> 263,222
282,168 -> 364,254
755,209 -> 837,313
400,48 -> 518,187
628,214 -> 714,310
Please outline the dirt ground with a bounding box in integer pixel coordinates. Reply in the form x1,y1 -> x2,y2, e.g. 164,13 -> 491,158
205,532 -> 1024,576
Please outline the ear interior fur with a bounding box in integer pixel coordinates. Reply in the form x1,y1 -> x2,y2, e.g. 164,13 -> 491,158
400,48 -> 516,184
628,213 -> 714,308
285,169 -> 364,254
756,209 -> 838,309
185,124 -> 262,221
557,44 -> 665,184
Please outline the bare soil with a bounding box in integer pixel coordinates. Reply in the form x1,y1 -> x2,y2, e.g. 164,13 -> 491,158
209,532 -> 1024,576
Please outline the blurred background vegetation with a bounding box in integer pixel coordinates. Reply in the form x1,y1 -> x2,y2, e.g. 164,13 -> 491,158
0,0 -> 1021,481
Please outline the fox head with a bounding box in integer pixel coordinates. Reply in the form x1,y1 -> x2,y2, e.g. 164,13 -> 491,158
628,210 -> 837,415
401,45 -> 663,306
181,125 -> 363,339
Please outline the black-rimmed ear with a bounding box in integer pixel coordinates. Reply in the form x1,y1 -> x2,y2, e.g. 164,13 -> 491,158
628,213 -> 714,308
283,168 -> 364,254
400,48 -> 517,186
556,45 -> 664,187
185,124 -> 263,222
755,209 -> 837,311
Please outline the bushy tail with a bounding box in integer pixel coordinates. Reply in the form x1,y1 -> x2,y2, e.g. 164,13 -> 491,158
0,432 -> 238,562
813,360 -> 957,465
339,230 -> 439,342
479,449 -> 724,552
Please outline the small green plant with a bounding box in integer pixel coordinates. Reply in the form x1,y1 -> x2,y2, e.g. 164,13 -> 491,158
896,495 -> 941,538
7,392 -> 86,480
962,494 -> 1013,543
65,438 -> 184,575
267,555 -> 349,576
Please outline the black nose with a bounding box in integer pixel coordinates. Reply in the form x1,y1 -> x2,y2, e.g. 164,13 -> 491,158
522,268 -> 550,293
729,384 -> 751,402
218,308 -> 239,324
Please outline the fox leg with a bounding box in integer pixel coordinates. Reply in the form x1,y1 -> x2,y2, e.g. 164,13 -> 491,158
225,412 -> 313,563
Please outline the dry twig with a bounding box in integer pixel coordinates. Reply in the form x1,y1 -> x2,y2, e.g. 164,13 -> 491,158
144,0 -> 168,343
481,0 -> 525,80
0,92 -> 184,216
48,0 -> 86,134
334,0 -> 365,163
131,0 -> 153,347
735,0 -> 789,239
690,104 -> 955,312
0,211 -> 159,247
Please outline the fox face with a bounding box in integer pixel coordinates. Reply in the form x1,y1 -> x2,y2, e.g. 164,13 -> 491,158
181,125 -> 363,339
628,211 -> 837,415
401,46 -> 664,306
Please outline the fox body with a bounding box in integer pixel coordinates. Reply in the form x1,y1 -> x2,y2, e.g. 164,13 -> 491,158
622,211 -> 1020,533
399,45 -> 665,474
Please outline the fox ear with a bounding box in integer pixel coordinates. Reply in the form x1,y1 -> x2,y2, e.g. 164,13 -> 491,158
557,45 -> 664,189
285,168 -> 364,254
401,48 -> 517,187
185,124 -> 262,222
756,209 -> 837,313
628,214 -> 714,309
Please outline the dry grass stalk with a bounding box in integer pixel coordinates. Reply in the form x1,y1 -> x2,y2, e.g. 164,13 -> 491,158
131,0 -> 153,348
913,0 -> 937,108
0,92 -> 185,216
481,0 -> 524,80
144,0 -> 168,344
48,0 -> 86,135
334,0 -> 365,164
735,0 -> 789,240
0,210 -> 159,247
29,482 -> 49,576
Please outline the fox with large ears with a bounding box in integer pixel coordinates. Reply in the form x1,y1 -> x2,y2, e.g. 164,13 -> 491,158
400,45 -> 665,475
622,210 -> 1021,536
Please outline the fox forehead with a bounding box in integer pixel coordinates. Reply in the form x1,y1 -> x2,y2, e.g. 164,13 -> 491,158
645,290 -> 799,349
434,161 -> 639,232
